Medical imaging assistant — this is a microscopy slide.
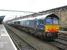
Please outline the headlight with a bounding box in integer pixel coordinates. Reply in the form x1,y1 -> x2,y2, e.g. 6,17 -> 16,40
56,27 -> 59,30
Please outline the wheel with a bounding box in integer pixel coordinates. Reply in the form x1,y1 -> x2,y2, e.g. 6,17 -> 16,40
43,32 -> 54,41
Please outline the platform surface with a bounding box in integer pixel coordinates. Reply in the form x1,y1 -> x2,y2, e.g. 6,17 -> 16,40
0,24 -> 17,50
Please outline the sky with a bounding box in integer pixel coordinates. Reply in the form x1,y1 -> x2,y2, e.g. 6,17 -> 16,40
0,0 -> 67,21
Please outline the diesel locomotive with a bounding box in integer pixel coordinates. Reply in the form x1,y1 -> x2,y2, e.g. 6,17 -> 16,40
8,14 -> 60,40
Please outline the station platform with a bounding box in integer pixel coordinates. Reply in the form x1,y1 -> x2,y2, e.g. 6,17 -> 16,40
0,24 -> 17,50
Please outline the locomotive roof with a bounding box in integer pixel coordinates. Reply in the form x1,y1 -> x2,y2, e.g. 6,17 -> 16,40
17,14 -> 50,21
46,14 -> 59,19
13,13 -> 59,22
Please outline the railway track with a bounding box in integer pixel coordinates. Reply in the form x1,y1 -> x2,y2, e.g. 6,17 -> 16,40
58,32 -> 67,41
48,32 -> 67,50
6,24 -> 67,50
16,28 -> 67,50
4,24 -> 59,50
8,24 -> 67,50
49,39 -> 67,50
5,25 -> 35,50
58,35 -> 67,41
13,25 -> 67,50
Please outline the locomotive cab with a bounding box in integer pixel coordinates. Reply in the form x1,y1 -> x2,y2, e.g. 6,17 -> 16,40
44,14 -> 59,40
